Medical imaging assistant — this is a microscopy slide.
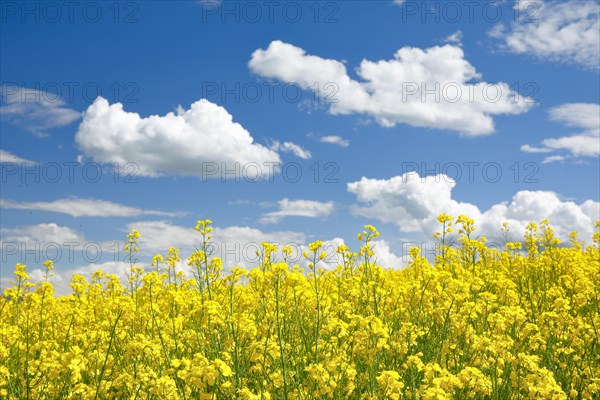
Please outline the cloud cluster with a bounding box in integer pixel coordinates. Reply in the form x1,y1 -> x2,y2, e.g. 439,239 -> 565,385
348,172 -> 599,243
490,0 -> 599,70
521,103 -> 600,162
249,40 -> 533,136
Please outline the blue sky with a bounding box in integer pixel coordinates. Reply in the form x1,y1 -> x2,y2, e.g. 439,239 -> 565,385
1,0 -> 599,293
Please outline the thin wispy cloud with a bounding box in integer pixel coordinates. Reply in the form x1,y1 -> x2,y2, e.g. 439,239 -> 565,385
260,199 -> 334,224
0,86 -> 81,136
270,141 -> 312,159
0,149 -> 34,165
521,103 -> 600,162
0,197 -> 185,218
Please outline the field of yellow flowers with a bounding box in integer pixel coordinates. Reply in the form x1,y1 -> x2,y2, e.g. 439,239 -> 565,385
1,216 -> 599,399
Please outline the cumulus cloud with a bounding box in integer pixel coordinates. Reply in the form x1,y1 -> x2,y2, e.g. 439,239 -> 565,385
75,97 -> 281,179
260,199 -> 335,224
319,135 -> 350,147
372,240 -> 405,269
490,0 -> 599,70
0,149 -> 34,165
0,86 -> 81,136
348,172 -> 599,243
271,141 -> 312,159
0,197 -> 183,218
1,223 -> 83,246
249,40 -> 533,136
521,103 -> 600,160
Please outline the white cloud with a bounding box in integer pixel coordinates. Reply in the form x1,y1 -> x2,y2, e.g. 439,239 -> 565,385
0,149 -> 34,165
520,144 -> 553,153
271,141 -> 312,159
75,97 -> 281,179
490,0 -> 599,70
444,30 -> 463,46
0,86 -> 81,136
539,135 -> 599,157
122,220 -> 308,255
319,135 -> 350,147
0,197 -> 183,218
550,102 -> 600,130
1,223 -> 83,245
393,0 -> 405,5
522,103 -> 600,158
541,155 -> 567,164
249,40 -> 533,136
260,199 -> 335,224
372,240 -> 404,269
120,221 -> 197,256
348,172 -> 599,243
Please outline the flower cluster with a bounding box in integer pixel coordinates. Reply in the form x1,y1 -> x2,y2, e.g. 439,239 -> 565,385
1,217 -> 599,399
